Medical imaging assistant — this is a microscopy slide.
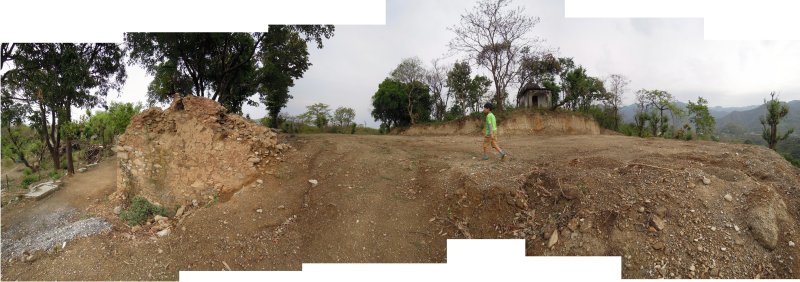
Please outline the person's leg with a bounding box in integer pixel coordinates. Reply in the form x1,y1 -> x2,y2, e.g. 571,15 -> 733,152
492,136 -> 506,158
482,136 -> 490,160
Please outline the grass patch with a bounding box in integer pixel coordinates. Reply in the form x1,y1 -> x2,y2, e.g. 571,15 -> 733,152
20,173 -> 40,189
120,196 -> 168,226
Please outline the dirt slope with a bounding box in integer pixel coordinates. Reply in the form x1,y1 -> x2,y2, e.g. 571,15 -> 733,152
2,134 -> 799,280
399,111 -> 601,136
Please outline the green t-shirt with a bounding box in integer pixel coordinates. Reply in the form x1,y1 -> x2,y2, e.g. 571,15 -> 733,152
485,112 -> 497,136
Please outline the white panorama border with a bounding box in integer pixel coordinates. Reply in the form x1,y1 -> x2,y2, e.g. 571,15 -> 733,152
565,0 -> 800,40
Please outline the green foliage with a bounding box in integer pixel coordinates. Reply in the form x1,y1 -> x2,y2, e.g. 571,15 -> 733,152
782,154 -> 800,168
20,173 -> 40,188
558,67 -> 607,112
120,196 -> 169,226
687,97 -> 715,140
299,103 -> 332,129
371,78 -> 433,130
259,116 -> 272,128
333,107 -> 356,127
760,92 -> 794,150
124,28 -> 335,125
446,61 -> 492,115
586,105 -> 618,130
83,102 -> 141,145
4,43 -> 127,174
49,171 -> 62,180
390,57 -> 431,124
618,123 -> 638,136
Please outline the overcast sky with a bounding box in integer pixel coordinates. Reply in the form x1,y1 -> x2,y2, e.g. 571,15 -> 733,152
108,0 -> 800,127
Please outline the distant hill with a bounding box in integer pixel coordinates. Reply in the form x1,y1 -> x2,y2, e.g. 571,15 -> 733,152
618,100 -> 797,136
716,100 -> 800,135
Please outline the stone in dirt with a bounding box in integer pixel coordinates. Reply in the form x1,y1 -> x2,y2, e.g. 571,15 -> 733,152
747,193 -> 790,251
113,206 -> 122,215
309,179 -> 319,187
175,205 -> 185,218
651,215 -> 666,231
78,167 -> 87,173
724,194 -> 733,202
790,241 -> 796,247
156,228 -> 171,237
653,241 -> 665,250
548,229 -> 559,248
154,215 -> 168,222
702,176 -> 711,185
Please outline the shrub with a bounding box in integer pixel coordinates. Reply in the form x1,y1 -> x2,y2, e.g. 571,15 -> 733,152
21,173 -> 40,188
120,196 -> 169,226
22,168 -> 33,176
49,171 -> 62,180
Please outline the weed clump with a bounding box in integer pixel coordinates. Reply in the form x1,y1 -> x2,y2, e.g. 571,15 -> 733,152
120,196 -> 168,225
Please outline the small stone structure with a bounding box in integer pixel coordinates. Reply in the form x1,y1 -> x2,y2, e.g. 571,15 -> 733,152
24,181 -> 62,200
110,95 -> 290,207
517,84 -> 551,109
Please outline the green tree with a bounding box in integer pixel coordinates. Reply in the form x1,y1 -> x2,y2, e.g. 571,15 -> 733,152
85,102 -> 142,145
446,61 -> 491,115
1,103 -> 45,171
760,92 -> 794,150
3,43 -> 126,174
300,103 -> 331,129
371,79 -> 432,130
555,66 -> 607,112
125,27 -> 334,124
449,0 -> 540,113
390,57 -> 427,125
333,107 -> 356,127
687,97 -> 715,140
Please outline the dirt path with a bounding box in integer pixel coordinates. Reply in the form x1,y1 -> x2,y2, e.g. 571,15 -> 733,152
2,134 -> 799,280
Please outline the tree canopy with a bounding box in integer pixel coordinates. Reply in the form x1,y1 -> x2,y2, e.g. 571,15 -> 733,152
2,43 -> 126,174
371,78 -> 432,130
125,26 -> 334,124
449,0 -> 540,112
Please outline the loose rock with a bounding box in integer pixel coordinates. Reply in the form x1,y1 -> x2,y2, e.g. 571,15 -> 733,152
113,206 -> 122,215
175,205 -> 185,218
702,176 -> 711,185
309,179 -> 319,187
724,194 -> 733,202
156,228 -> 171,237
547,229 -> 559,248
651,215 -> 666,231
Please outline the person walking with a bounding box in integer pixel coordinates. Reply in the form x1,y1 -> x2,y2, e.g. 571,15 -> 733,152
482,102 -> 507,160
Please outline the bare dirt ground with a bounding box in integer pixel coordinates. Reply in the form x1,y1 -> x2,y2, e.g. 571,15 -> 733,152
2,133 -> 799,280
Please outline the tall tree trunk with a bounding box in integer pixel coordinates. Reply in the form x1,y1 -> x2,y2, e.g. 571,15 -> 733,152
65,103 -> 75,175
494,84 -> 504,113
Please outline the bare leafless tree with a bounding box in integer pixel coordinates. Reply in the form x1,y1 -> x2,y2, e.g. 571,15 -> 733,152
606,74 -> 630,130
425,58 -> 448,121
449,0 -> 540,112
